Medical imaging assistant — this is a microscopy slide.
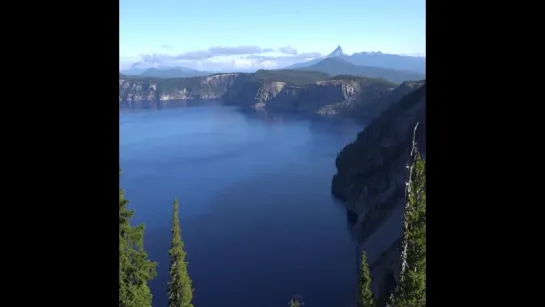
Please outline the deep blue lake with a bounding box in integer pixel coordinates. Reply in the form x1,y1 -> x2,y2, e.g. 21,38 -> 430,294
120,100 -> 362,307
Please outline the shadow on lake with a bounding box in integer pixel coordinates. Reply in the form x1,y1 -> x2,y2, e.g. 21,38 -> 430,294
144,161 -> 359,307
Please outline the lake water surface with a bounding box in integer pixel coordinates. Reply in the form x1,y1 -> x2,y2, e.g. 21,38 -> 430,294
120,100 -> 362,307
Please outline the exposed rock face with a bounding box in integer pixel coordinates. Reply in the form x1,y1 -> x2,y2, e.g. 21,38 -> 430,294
222,78 -> 404,118
331,84 -> 426,306
222,79 -> 300,109
119,72 -> 424,125
119,73 -> 242,102
119,79 -> 158,102
296,80 -> 365,114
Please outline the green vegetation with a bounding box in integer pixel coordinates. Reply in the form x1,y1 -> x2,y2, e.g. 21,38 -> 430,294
120,69 -> 329,87
118,174 -> 195,307
120,68 -> 417,115
249,69 -> 329,85
119,74 -> 235,100
220,69 -> 330,104
119,69 -> 394,87
119,74 -> 163,81
387,138 -> 426,307
156,77 -> 214,95
358,252 -> 375,307
139,68 -> 213,79
119,170 -> 157,307
168,199 -> 194,307
334,84 -> 426,173
350,133 -> 426,307
329,74 -> 395,87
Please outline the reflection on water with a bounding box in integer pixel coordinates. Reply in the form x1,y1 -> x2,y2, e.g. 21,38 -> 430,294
119,99 -> 224,112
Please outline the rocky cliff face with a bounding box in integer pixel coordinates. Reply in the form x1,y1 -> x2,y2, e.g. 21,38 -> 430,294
222,78 -> 403,118
331,84 -> 426,306
119,72 -> 424,125
119,73 -> 242,102
119,79 -> 158,102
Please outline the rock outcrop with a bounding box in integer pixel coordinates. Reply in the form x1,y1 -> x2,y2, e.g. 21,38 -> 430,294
119,71 -> 424,124
222,76 -> 410,119
119,73 -> 242,102
331,83 -> 426,306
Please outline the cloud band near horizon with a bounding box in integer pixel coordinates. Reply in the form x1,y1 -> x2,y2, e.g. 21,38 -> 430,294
121,45 -> 322,71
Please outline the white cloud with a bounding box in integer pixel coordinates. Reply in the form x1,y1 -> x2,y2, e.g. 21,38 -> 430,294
261,60 -> 278,69
230,58 -> 254,68
119,45 -> 322,72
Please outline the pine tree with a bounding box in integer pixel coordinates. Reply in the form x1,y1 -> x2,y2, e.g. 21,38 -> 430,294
168,198 -> 194,307
119,172 -> 157,307
388,124 -> 426,307
358,252 -> 375,307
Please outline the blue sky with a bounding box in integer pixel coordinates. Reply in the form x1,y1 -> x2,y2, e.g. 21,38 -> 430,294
120,0 -> 425,71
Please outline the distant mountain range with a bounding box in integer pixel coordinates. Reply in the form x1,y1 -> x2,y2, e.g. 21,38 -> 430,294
140,68 -> 213,78
295,57 -> 424,84
121,66 -> 213,78
287,45 -> 426,74
120,46 -> 425,83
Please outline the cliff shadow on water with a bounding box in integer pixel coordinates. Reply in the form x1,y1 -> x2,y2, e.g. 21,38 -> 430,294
185,160 -> 360,307
238,107 -> 364,131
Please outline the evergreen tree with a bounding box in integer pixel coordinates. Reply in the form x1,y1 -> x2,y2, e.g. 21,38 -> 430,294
388,124 -> 426,307
119,174 -> 157,307
358,252 -> 375,307
168,198 -> 194,307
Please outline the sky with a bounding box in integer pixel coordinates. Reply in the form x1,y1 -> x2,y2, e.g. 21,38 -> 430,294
120,0 -> 425,72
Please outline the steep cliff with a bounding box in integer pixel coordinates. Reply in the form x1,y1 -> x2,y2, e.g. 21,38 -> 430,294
222,75 -> 403,118
331,83 -> 426,306
119,73 -> 242,102
354,80 -> 425,122
118,70 -> 423,124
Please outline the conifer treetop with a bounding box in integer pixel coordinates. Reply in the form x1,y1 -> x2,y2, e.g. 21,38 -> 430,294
168,198 -> 194,307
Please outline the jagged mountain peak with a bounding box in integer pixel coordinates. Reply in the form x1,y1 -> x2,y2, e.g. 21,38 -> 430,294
327,45 -> 345,57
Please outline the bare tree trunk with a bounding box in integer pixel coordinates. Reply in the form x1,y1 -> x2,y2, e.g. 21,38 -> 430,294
386,122 -> 419,307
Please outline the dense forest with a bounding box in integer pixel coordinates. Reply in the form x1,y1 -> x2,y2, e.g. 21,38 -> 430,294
118,132 -> 426,307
